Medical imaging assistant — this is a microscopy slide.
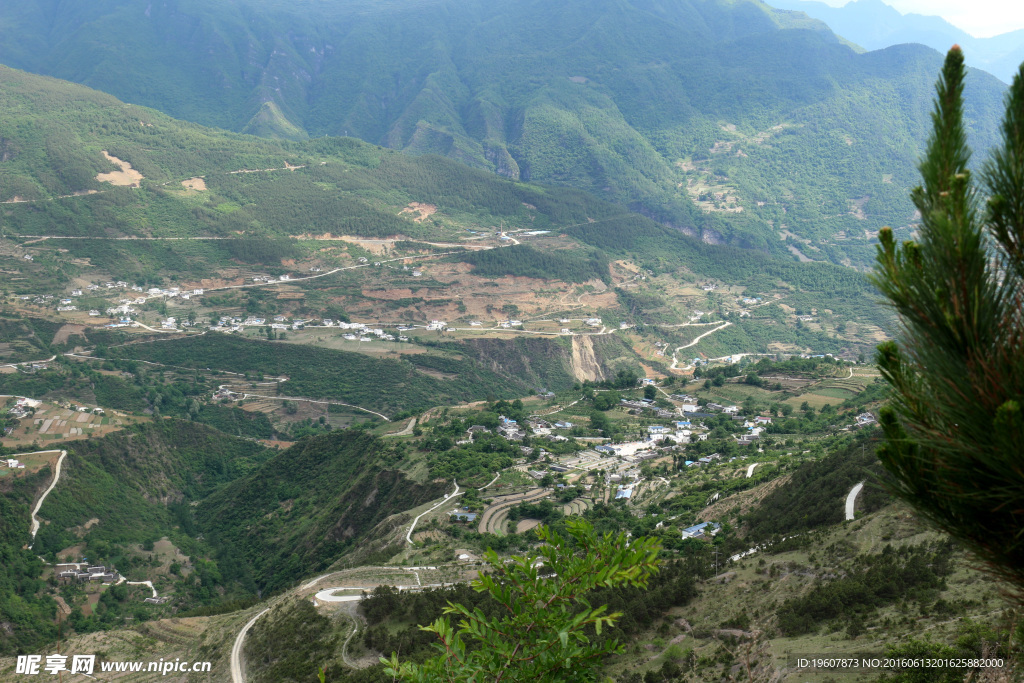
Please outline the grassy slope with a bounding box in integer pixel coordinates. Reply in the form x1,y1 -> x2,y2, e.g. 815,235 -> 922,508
0,0 -> 1008,264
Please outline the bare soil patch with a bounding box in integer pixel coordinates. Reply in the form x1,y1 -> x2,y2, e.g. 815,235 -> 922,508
52,323 -> 87,345
414,366 -> 457,380
340,235 -> 399,254
698,474 -> 792,523
181,177 -> 207,191
570,336 -> 604,382
82,592 -> 101,616
96,151 -> 143,187
57,543 -> 86,561
399,202 -> 437,222
150,538 -> 192,576
259,439 -> 295,449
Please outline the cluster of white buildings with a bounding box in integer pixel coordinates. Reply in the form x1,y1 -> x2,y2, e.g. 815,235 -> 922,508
7,397 -> 39,420
644,420 -> 711,445
76,281 -> 131,294
145,286 -> 204,299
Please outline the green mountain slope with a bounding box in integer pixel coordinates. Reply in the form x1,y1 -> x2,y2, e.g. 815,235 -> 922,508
32,422 -> 271,554
195,430 -> 444,591
0,0 -> 1008,264
0,65 -> 889,345
108,334 -> 536,416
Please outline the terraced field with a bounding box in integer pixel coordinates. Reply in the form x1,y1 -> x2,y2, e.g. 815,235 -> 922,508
562,498 -> 593,516
808,384 -> 860,399
478,488 -> 549,535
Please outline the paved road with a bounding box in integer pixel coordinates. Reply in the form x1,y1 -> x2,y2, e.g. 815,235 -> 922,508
231,609 -> 269,683
406,480 -> 462,544
28,450 -> 68,548
745,463 -> 759,478
114,575 -> 159,598
315,582 -> 441,603
315,588 -> 371,603
845,482 -> 865,520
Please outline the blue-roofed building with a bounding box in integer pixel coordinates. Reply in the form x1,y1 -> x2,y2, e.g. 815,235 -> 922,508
680,522 -> 721,539
614,488 -> 633,500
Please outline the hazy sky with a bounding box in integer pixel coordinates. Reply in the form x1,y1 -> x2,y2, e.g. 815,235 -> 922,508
822,0 -> 1024,38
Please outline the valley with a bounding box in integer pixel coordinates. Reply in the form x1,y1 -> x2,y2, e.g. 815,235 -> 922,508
0,2 -> 1019,680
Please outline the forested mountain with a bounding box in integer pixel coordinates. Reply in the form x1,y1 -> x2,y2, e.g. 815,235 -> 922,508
766,0 -> 1024,84
0,63 -> 888,338
196,430 -> 445,592
0,0 -> 1008,264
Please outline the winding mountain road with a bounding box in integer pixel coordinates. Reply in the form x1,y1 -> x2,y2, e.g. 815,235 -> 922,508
28,450 -> 68,549
745,463 -> 759,478
845,482 -> 865,521
670,322 -> 732,369
231,609 -> 269,683
406,480 -> 462,544
478,472 -> 500,490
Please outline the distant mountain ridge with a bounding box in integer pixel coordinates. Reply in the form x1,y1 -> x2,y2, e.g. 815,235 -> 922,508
0,0 -> 1008,265
766,0 -> 1024,83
